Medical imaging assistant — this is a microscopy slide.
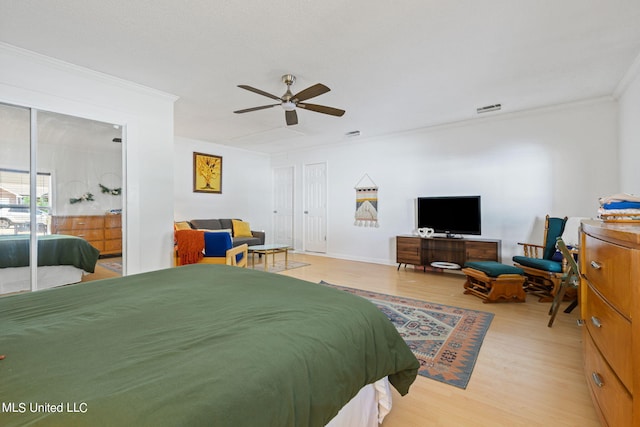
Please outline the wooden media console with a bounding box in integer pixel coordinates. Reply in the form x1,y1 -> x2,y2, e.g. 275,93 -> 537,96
396,235 -> 501,270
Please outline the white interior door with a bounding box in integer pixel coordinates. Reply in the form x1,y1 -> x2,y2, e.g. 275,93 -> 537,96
303,162 -> 327,253
272,166 -> 294,246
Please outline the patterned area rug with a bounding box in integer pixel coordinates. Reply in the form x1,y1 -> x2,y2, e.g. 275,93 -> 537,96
97,260 -> 122,274
250,260 -> 310,273
321,282 -> 494,389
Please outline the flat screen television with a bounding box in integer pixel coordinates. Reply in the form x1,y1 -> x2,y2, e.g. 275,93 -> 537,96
417,196 -> 481,237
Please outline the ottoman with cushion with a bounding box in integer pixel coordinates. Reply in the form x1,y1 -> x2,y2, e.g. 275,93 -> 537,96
462,261 -> 526,303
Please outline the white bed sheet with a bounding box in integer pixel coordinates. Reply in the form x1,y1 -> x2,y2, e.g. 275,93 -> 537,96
0,265 -> 85,294
326,377 -> 392,427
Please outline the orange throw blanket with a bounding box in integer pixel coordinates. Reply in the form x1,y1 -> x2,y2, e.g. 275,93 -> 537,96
175,229 -> 205,265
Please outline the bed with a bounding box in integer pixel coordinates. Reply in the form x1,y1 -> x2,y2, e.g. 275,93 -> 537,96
0,234 -> 100,294
0,264 -> 419,426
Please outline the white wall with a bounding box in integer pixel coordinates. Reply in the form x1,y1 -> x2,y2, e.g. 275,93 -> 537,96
39,143 -> 123,216
174,137 -> 272,234
0,43 -> 177,274
272,99 -> 619,264
2,42 -> 626,272
619,63 -> 640,193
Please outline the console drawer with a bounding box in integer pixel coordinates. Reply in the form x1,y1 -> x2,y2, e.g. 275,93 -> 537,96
583,235 -> 631,317
397,237 -> 421,264
465,241 -> 498,261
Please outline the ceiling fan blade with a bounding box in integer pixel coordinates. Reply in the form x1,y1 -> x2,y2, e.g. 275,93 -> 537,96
237,85 -> 282,101
292,83 -> 330,102
233,104 -> 279,114
297,103 -> 345,117
285,110 -> 298,126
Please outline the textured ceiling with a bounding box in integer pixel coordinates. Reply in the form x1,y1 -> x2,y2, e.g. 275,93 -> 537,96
1,0 -> 639,153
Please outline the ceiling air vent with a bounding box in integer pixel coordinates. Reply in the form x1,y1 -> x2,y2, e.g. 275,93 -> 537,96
476,104 -> 501,114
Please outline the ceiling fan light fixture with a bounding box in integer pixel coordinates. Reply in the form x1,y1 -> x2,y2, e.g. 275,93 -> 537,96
235,75 -> 345,126
282,101 -> 296,111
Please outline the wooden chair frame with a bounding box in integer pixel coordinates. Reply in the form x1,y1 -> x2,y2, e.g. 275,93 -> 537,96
462,268 -> 526,303
547,237 -> 579,327
198,244 -> 248,268
174,239 -> 249,268
514,215 -> 570,301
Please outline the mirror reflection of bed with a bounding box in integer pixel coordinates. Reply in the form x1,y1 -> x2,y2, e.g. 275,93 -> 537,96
0,104 -> 123,295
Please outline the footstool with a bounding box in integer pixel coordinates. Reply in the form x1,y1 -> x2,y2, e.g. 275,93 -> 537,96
462,261 -> 526,303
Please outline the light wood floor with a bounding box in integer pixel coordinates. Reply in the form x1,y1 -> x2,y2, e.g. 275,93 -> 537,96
83,258 -> 122,281
82,252 -> 601,426
279,252 -> 600,427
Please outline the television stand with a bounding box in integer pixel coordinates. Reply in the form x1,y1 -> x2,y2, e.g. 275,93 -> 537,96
396,235 -> 501,270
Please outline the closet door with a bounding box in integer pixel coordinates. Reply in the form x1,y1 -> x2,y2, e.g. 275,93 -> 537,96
0,103 -> 33,293
273,166 -> 294,247
303,162 -> 327,253
39,111 -> 124,277
0,104 -> 124,294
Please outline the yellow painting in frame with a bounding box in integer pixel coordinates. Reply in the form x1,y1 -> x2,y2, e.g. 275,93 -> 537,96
193,152 -> 222,193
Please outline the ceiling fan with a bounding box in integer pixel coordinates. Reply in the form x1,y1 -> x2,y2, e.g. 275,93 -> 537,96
233,74 -> 345,126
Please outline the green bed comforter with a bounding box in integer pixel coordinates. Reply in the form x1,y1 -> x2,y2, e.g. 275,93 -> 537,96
0,264 -> 418,426
0,234 -> 100,272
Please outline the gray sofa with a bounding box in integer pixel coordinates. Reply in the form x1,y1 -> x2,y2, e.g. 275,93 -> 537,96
188,218 -> 265,248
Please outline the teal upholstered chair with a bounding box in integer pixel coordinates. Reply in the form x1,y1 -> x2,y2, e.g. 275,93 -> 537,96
512,215 -> 568,301
547,237 -> 579,327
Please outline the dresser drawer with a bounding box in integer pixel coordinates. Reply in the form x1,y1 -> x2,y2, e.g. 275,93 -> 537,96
105,228 -> 121,240
105,214 -> 122,228
104,239 -> 122,253
89,241 -> 105,252
53,216 -> 105,231
584,283 -> 632,391
58,228 -> 104,242
583,330 -> 632,427
582,235 -> 631,317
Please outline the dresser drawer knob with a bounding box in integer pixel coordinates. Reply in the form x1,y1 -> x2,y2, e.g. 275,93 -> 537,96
591,372 -> 604,388
589,260 -> 602,270
590,316 -> 602,328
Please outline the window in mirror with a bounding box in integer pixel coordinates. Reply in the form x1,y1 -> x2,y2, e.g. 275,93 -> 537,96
0,168 -> 52,235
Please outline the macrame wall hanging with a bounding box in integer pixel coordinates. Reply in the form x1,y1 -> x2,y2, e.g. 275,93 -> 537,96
354,174 -> 379,227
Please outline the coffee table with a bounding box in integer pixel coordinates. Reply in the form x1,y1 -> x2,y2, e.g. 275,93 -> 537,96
248,244 -> 291,270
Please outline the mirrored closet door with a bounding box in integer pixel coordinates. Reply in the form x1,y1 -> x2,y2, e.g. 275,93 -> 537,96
0,103 -> 124,294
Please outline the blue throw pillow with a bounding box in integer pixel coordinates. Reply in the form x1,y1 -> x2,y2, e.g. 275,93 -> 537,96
203,231 -> 232,257
550,245 -> 575,262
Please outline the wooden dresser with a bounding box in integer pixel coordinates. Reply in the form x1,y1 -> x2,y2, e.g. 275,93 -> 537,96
52,214 -> 122,256
580,220 -> 640,426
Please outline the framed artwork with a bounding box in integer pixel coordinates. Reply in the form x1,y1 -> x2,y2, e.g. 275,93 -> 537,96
193,152 -> 222,193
